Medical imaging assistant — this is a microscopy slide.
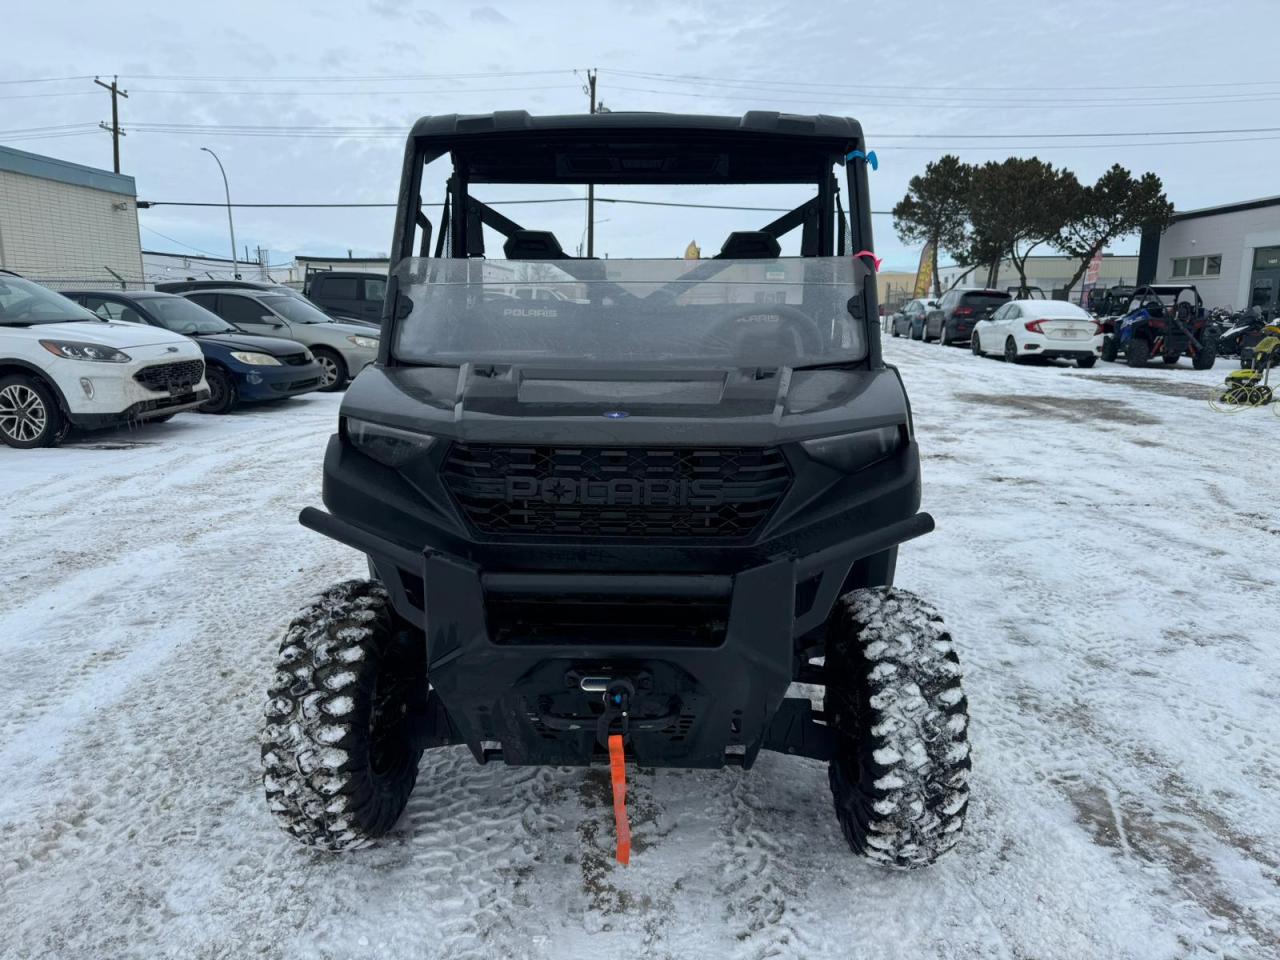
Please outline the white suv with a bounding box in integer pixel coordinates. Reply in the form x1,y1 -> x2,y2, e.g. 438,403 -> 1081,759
0,273 -> 210,448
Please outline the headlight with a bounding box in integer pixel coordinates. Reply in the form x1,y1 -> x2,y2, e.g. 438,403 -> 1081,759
801,426 -> 902,473
346,417 -> 436,467
347,335 -> 380,349
39,340 -> 131,363
230,351 -> 282,366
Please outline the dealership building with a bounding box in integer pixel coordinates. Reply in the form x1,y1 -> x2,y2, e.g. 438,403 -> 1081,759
1138,195 -> 1280,313
937,253 -> 1139,301
0,145 -> 144,289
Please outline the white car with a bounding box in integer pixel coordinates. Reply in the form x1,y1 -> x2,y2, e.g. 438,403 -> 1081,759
0,273 -> 209,449
970,299 -> 1103,368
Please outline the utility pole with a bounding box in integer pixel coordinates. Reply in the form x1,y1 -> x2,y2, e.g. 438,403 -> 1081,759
94,76 -> 129,174
583,68 -> 597,257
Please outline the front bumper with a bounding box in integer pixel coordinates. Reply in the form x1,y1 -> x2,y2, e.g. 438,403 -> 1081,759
60,347 -> 209,427
235,360 -> 324,401
302,434 -> 933,768
68,388 -> 210,427
339,343 -> 379,374
302,505 -> 931,768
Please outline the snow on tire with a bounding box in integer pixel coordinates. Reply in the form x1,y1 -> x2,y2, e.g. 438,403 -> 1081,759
825,586 -> 971,869
261,579 -> 425,851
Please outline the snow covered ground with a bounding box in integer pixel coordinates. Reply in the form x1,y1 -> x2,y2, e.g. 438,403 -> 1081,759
1,340 -> 1278,960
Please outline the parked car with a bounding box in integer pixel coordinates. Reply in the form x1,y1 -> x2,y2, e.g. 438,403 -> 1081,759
304,271 -> 387,324
155,279 -> 378,328
178,288 -> 379,391
0,271 -> 208,448
890,298 -> 934,339
60,290 -> 324,414
971,299 -> 1102,367
923,288 -> 1011,344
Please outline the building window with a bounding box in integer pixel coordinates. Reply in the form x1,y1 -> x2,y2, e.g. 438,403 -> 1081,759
1171,255 -> 1222,279
1255,246 -> 1280,270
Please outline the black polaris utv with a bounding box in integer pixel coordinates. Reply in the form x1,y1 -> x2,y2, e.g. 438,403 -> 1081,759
262,111 -> 970,869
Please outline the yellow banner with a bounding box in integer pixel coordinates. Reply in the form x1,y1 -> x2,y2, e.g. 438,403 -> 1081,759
912,241 -> 935,299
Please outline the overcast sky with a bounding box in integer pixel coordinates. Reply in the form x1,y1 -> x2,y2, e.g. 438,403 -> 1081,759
4,0 -> 1276,272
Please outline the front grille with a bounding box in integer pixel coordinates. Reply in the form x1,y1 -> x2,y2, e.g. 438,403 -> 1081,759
280,353 -> 311,366
271,377 -> 321,392
442,443 -> 792,540
134,359 -> 205,393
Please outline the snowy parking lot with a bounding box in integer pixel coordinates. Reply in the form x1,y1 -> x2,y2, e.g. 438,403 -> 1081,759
2,339 -> 1278,960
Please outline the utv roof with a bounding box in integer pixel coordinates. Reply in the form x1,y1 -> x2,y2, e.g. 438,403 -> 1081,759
409,111 -> 863,143
407,111 -> 865,185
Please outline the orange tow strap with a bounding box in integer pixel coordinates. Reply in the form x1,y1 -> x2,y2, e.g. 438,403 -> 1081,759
608,734 -> 631,865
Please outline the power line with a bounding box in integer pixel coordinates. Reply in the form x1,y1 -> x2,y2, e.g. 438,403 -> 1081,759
119,69 -> 572,82
874,125 -> 1280,139
137,196 -> 897,214
602,81 -> 1280,109
0,74 -> 97,85
0,130 -> 101,143
124,84 -> 572,96
139,224 -> 222,258
0,91 -> 98,100
600,67 -> 1280,94
887,133 -> 1280,151
102,120 -> 1280,140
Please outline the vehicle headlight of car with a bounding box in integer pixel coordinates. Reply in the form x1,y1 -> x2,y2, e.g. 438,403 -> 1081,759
800,425 -> 903,473
345,417 -> 436,468
230,351 -> 282,366
39,340 -> 131,363
347,335 -> 380,349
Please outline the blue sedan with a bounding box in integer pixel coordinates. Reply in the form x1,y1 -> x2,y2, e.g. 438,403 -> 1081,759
60,290 -> 324,414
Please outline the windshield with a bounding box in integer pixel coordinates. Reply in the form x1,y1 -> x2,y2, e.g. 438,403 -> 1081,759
392,257 -> 872,368
259,294 -> 335,325
0,277 -> 100,326
143,296 -> 235,335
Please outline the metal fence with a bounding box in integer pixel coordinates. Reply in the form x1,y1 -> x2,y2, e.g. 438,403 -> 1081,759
7,272 -> 148,291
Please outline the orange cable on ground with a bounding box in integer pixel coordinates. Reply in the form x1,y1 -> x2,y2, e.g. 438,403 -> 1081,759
608,734 -> 631,865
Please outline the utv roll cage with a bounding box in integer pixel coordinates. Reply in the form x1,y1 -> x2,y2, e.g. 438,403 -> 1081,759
379,111 -> 879,366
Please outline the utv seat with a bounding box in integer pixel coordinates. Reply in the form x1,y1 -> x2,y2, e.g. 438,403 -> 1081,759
716,231 -> 782,259
503,230 -> 567,260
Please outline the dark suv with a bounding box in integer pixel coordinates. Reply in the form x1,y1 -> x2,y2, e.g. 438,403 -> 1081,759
924,288 -> 1011,344
305,271 -> 387,324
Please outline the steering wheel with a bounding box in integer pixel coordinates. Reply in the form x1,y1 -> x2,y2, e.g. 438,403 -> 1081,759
1175,301 -> 1194,323
704,304 -> 827,358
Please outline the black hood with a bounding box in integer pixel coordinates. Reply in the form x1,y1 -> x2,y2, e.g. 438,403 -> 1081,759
199,332 -> 305,355
341,363 -> 908,447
